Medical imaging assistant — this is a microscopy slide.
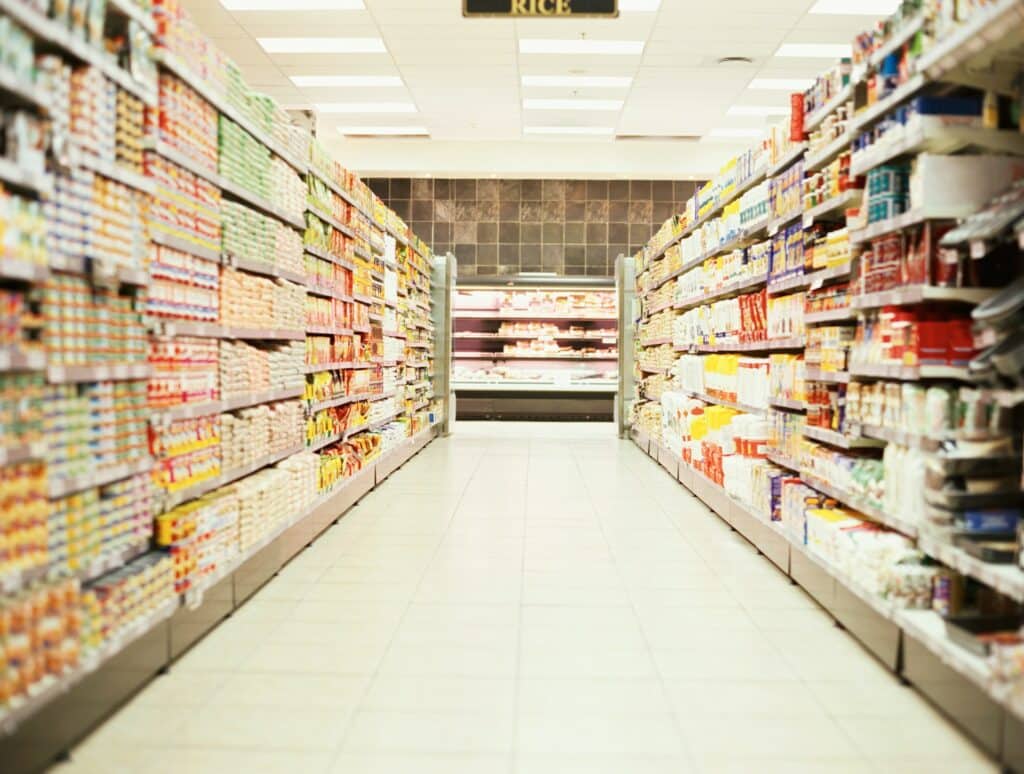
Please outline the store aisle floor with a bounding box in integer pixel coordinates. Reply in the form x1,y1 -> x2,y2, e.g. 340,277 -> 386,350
54,422 -> 994,774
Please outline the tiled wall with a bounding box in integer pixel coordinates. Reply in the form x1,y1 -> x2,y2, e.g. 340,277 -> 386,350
365,178 -> 700,277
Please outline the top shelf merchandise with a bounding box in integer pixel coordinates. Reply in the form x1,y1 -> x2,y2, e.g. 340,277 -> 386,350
629,0 -> 1024,756
453,283 -> 618,391
0,0 -> 444,742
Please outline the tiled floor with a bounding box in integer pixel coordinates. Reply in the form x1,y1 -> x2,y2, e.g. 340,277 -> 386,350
53,422 -> 996,774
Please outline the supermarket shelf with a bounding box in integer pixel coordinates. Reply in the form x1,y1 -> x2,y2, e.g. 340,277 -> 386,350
805,131 -> 853,173
805,261 -> 853,288
803,189 -> 862,226
805,307 -> 856,324
766,448 -> 801,471
306,325 -> 354,336
108,0 -> 156,34
676,387 -> 768,416
71,152 -> 154,195
766,143 -> 807,178
309,168 -> 373,220
896,609 -> 996,705
220,176 -> 304,230
371,390 -> 397,402
150,229 -> 221,263
675,272 -> 768,311
145,139 -> 221,187
0,0 -> 156,106
367,413 -> 399,431
72,541 -> 152,587
308,432 -> 344,453
767,209 -> 803,237
672,169 -> 767,248
803,424 -> 885,450
303,244 -> 356,271
453,310 -> 616,321
801,472 -> 918,537
767,272 -> 812,295
0,156 -> 53,196
225,253 -> 305,285
304,361 -> 370,374
0,595 -> 179,736
646,298 -> 673,315
640,336 -> 673,347
307,203 -> 355,239
0,68 -> 50,112
305,284 -> 354,302
0,258 -> 49,283
914,0 -> 1024,83
452,380 -> 618,393
452,332 -> 616,342
150,386 -> 304,424
231,327 -> 305,341
770,396 -> 805,412
0,441 -> 45,467
153,49 -> 307,174
48,457 -> 153,499
308,390 -> 383,413
848,362 -> 972,381
353,292 -> 377,305
805,367 -> 850,384
805,82 -> 853,133
852,284 -> 996,309
162,443 -> 306,510
677,336 -> 805,353
46,362 -> 150,384
406,341 -> 431,349
0,346 -> 46,372
638,365 -> 670,375
917,533 -> 1024,603
850,124 -> 1024,178
453,352 -> 618,361
850,73 -> 927,134
870,15 -> 925,69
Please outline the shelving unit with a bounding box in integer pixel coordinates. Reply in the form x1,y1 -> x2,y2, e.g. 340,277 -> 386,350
625,4 -> 1024,769
0,2 -> 448,770
452,278 -> 618,420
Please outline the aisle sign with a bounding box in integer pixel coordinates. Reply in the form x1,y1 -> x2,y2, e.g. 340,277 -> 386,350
464,0 -> 618,17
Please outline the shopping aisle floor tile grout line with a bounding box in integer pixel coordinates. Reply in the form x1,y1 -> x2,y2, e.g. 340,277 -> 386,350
50,422 -> 996,774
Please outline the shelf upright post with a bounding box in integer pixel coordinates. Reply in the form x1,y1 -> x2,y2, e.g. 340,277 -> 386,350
616,253 -> 637,439
432,252 -> 456,436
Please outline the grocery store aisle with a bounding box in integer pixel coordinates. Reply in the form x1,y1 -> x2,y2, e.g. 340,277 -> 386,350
54,422 -> 994,774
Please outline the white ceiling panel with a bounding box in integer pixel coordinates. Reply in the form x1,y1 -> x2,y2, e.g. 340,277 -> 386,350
183,0 -> 882,177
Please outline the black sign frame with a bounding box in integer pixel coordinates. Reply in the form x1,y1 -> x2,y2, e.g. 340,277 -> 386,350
463,0 -> 619,17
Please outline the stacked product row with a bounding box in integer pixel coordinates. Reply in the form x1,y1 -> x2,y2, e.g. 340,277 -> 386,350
631,1 -> 1024,767
0,0 -> 442,743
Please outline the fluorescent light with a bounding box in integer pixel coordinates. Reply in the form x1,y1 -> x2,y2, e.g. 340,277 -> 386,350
727,105 -> 789,116
618,0 -> 661,10
521,75 -> 633,88
338,126 -> 428,136
809,0 -> 900,13
776,43 -> 852,58
748,77 -> 815,90
519,39 -> 645,56
707,127 -> 763,138
222,0 -> 362,7
524,126 -> 615,136
523,98 -> 624,111
315,102 -> 416,113
291,75 -> 403,88
257,38 -> 385,53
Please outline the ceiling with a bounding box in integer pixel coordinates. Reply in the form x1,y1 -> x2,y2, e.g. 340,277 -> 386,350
182,0 -> 886,179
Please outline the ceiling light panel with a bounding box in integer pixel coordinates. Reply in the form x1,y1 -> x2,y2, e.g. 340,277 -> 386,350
809,0 -> 900,13
523,99 -> 625,111
291,75 -> 403,87
524,126 -> 615,135
521,75 -> 633,88
775,42 -> 852,58
519,39 -> 645,55
221,0 -> 363,8
314,102 -> 417,113
257,38 -> 386,53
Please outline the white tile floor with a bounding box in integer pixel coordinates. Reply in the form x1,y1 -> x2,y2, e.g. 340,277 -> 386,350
52,421 -> 997,774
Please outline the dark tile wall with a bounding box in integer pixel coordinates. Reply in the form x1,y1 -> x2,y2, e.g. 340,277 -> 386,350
365,178 -> 701,277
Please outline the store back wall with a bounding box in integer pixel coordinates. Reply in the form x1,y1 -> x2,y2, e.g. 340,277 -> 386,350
366,178 -> 700,277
